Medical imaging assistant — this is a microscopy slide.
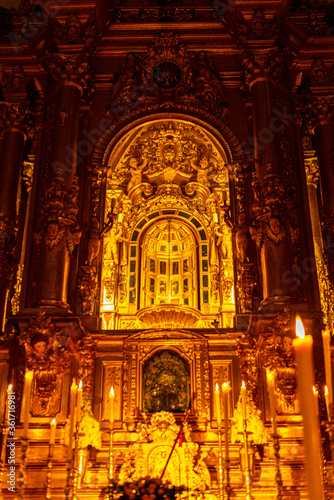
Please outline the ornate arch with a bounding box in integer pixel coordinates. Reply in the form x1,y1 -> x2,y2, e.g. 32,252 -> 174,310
91,105 -> 245,170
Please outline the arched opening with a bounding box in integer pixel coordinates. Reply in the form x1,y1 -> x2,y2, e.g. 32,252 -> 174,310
141,219 -> 197,308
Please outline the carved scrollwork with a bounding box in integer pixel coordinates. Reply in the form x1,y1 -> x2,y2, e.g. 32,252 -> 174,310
258,308 -> 297,408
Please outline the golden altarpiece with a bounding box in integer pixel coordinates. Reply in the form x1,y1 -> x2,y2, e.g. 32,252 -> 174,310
0,0 -> 333,499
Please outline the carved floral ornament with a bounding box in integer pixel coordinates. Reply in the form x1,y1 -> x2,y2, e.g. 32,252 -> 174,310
108,33 -> 229,122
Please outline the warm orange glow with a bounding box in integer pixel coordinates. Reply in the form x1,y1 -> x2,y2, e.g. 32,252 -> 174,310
223,382 -> 228,389
7,384 -> 12,391
215,383 -> 219,392
325,385 -> 329,395
313,386 -> 316,393
296,316 -> 305,339
51,418 -> 56,424
110,386 -> 115,396
78,380 -> 82,389
242,380 -> 245,388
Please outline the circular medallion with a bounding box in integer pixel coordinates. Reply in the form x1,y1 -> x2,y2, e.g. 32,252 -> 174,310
152,62 -> 182,89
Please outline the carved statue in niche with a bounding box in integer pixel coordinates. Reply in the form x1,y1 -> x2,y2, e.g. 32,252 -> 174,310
142,351 -> 190,413
234,212 -> 250,266
85,216 -> 101,267
110,53 -> 139,104
104,222 -> 125,267
20,312 -> 71,416
191,50 -> 228,108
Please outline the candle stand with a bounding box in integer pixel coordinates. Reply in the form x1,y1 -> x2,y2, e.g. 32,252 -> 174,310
46,443 -> 54,500
18,436 -> 28,500
242,423 -> 253,500
224,454 -> 231,500
217,423 -> 224,500
72,424 -> 82,500
324,403 -> 334,473
272,432 -> 283,500
65,459 -> 74,500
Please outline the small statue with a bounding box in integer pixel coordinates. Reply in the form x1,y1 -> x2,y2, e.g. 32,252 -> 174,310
234,212 -> 250,265
190,156 -> 210,186
127,156 -> 147,192
86,216 -> 101,267
110,53 -> 138,103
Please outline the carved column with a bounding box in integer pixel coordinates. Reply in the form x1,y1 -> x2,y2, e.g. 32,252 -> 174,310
305,158 -> 323,258
312,98 -> 334,215
311,98 -> 334,292
33,55 -> 91,309
243,49 -> 295,303
0,103 -> 28,330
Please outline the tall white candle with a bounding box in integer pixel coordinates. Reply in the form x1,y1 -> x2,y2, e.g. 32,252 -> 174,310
313,386 -> 319,419
23,370 -> 33,439
76,381 -> 83,425
266,369 -> 277,435
322,330 -> 333,406
222,382 -> 229,461
293,317 -> 324,500
50,419 -> 57,445
109,386 -> 115,425
241,381 -> 247,422
67,380 -> 77,462
325,385 -> 330,417
215,383 -> 222,425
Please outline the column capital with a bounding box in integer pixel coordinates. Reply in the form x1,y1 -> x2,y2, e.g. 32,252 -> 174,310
0,101 -> 43,138
241,47 -> 292,89
304,96 -> 334,129
305,158 -> 319,186
42,52 -> 94,100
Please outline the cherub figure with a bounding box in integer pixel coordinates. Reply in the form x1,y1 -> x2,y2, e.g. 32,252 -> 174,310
127,156 -> 147,192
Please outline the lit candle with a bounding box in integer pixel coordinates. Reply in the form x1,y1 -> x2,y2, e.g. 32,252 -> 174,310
67,380 -> 77,462
325,385 -> 330,418
215,383 -> 222,425
293,316 -> 324,500
23,370 -> 33,439
76,381 -> 83,425
266,369 -> 277,435
313,386 -> 319,419
241,381 -> 247,422
222,382 -> 229,461
322,330 -> 333,406
109,386 -> 115,425
50,418 -> 57,445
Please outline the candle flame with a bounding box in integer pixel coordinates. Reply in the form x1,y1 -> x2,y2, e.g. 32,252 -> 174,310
242,380 -> 245,388
313,386 -> 318,394
51,418 -> 56,424
223,382 -> 228,389
110,386 -> 114,396
8,384 -> 12,391
78,380 -> 82,389
295,316 -> 305,339
325,385 -> 329,394
215,383 -> 219,391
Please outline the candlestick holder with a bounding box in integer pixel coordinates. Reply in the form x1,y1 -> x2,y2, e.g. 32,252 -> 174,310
0,420 -> 9,500
325,403 -> 334,466
72,424 -> 82,500
224,455 -> 231,500
65,459 -> 74,500
271,432 -> 283,500
46,443 -> 54,499
241,423 -> 254,500
18,436 -> 28,500
217,423 -> 224,500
